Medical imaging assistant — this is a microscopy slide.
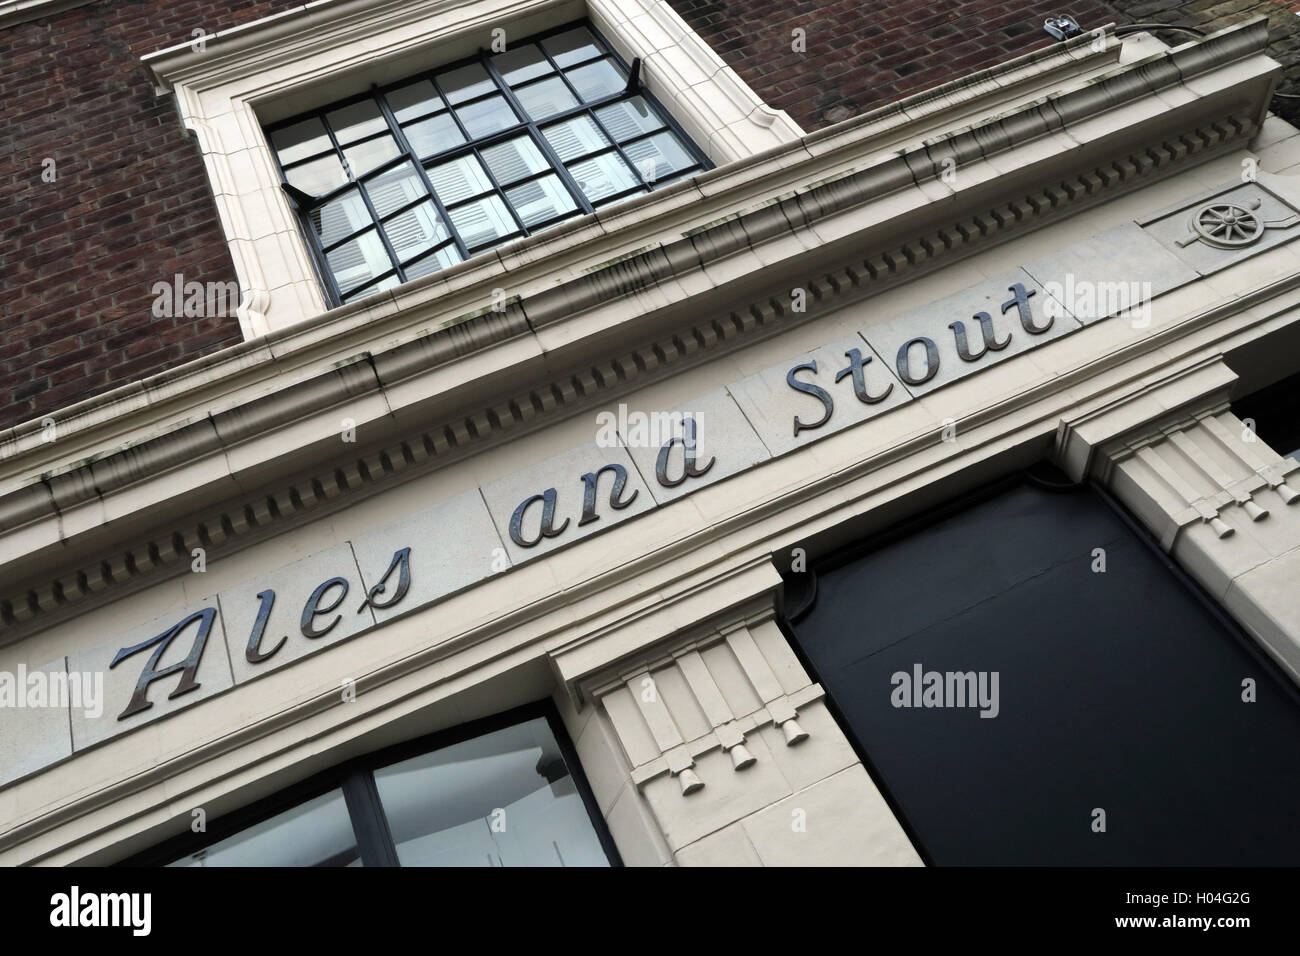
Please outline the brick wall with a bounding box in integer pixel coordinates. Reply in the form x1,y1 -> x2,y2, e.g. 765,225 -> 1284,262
3,0 -> 1299,431
664,0 -> 1130,129
0,0 -> 303,430
1105,0 -> 1300,124
665,0 -> 1300,129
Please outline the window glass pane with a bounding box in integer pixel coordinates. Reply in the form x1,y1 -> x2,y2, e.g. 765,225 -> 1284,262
649,174 -> 687,191
542,26 -> 602,68
565,58 -> 625,102
542,114 -> 610,161
310,188 -> 371,247
480,136 -> 550,186
342,273 -> 401,303
327,100 -> 388,144
384,201 -> 452,261
265,20 -> 708,305
449,194 -> 519,249
427,154 -> 494,205
343,134 -> 401,176
365,161 -> 429,218
386,80 -> 442,122
513,76 -> 579,121
403,113 -> 465,159
166,789 -> 360,867
566,151 -> 640,203
491,45 -> 553,85
374,717 -> 609,866
594,96 -> 665,141
622,131 -> 695,185
455,94 -> 519,138
506,174 -> 578,228
438,62 -> 496,104
404,244 -> 463,280
326,228 -> 393,294
285,153 -> 348,196
271,117 -> 332,166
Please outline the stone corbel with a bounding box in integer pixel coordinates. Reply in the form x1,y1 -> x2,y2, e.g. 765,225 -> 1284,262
1059,359 -> 1298,545
578,613 -> 820,799
549,558 -> 818,799
1061,359 -> 1300,684
1096,404 -> 1300,549
547,559 -> 923,865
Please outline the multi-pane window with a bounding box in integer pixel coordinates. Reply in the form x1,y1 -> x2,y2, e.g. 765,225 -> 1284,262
144,708 -> 618,867
265,21 -> 710,305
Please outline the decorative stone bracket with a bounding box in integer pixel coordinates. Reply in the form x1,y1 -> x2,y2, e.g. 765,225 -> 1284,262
548,558 -> 920,866
581,614 -> 817,798
1068,361 -> 1300,685
1097,404 -> 1300,550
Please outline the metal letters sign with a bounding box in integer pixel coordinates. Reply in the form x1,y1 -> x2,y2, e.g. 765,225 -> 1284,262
102,274 -> 1102,724
28,178 -> 1286,770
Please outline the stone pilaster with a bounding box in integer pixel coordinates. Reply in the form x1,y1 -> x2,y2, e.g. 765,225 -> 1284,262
550,563 -> 922,866
1092,399 -> 1300,682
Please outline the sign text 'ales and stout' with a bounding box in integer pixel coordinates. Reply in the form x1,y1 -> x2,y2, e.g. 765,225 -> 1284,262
109,276 -> 1072,723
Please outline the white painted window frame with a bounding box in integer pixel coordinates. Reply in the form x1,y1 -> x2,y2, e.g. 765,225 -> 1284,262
143,0 -> 803,338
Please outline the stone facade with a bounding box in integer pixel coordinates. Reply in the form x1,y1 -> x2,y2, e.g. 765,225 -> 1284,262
2,3 -> 1300,867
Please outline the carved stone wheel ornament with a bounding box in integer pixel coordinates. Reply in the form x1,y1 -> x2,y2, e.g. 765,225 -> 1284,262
1176,196 -> 1300,250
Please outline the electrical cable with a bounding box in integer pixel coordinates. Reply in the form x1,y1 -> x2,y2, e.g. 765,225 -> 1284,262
1113,23 -> 1207,39
1081,22 -> 1300,105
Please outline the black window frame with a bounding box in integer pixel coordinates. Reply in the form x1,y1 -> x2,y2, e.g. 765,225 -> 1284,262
1232,368 -> 1300,462
264,18 -> 713,307
776,461 -> 1300,866
119,699 -> 623,867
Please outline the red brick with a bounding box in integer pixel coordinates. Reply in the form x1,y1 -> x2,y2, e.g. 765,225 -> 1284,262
0,0 -> 303,429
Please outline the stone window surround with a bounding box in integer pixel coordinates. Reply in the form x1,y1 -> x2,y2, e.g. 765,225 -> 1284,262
142,0 -> 805,339
0,0 -> 94,29
2,22 -> 1280,645
2,24 -> 1289,858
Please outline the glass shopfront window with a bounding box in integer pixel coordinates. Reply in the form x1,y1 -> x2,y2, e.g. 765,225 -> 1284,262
137,705 -> 617,867
167,789 -> 361,868
374,717 -> 608,867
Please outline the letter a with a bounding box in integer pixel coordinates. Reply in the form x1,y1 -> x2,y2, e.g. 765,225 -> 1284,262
111,608 -> 218,720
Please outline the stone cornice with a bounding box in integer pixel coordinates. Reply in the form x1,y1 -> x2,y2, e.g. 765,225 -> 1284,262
0,0 -> 95,30
143,0 -> 553,91
4,21 -> 1130,464
0,20 -> 1279,643
10,268 -> 1300,861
